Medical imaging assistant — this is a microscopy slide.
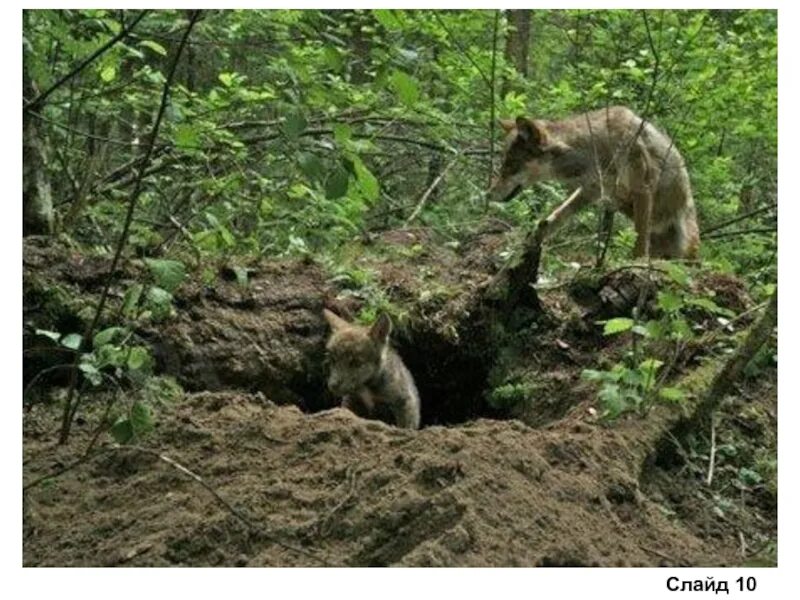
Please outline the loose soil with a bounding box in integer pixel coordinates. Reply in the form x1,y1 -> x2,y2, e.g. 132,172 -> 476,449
22,234 -> 776,567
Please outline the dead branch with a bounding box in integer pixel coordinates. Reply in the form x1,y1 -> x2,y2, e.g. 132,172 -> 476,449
404,153 -> 460,226
706,416 -> 716,486
119,444 -> 332,565
24,443 -> 334,566
694,289 -> 777,422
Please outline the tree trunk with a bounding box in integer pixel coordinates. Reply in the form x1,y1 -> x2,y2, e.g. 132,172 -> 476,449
501,10 -> 531,97
23,76 -> 54,236
345,10 -> 372,84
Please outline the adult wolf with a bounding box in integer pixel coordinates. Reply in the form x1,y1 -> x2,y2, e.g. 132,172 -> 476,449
489,106 -> 700,259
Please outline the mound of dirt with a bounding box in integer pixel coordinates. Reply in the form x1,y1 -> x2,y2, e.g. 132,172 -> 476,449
24,391 -> 735,567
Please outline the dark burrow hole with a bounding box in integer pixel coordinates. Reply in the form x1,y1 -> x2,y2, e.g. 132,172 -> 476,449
298,324 -> 500,428
394,328 -> 499,427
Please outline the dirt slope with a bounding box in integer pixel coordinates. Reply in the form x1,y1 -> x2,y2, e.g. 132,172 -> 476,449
24,391 -> 734,567
22,236 -> 774,567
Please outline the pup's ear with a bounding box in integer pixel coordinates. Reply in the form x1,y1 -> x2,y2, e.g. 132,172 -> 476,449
369,312 -> 392,345
498,118 -> 516,133
323,309 -> 349,332
515,116 -> 547,146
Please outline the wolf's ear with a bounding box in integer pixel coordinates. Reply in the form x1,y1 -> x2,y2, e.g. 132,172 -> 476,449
369,312 -> 392,345
499,118 -> 516,133
323,309 -> 349,331
515,116 -> 546,146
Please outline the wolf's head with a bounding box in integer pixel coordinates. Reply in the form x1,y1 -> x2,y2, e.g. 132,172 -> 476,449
323,309 -> 392,397
489,116 -> 566,202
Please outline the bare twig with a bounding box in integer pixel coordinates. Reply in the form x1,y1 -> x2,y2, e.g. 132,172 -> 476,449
404,153 -> 461,226
704,203 -> 777,235
120,445 -> 332,565
25,11 -> 149,113
706,416 -> 716,486
59,11 -> 201,444
24,443 -> 334,566
705,227 -> 776,241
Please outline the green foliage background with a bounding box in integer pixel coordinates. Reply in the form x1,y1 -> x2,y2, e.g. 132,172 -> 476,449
23,9 -> 776,282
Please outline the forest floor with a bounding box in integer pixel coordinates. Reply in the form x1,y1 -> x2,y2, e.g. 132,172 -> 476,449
22,231 -> 776,567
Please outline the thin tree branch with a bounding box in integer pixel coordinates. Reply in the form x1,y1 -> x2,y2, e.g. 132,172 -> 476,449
433,13 -> 492,89
404,153 -> 461,226
120,445 -> 333,566
58,11 -> 201,444
704,203 -> 777,235
705,227 -> 776,241
488,10 -> 500,196
24,10 -> 149,113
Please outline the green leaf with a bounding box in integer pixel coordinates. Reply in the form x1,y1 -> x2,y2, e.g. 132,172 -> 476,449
664,262 -> 690,286
127,346 -> 152,372
283,112 -> 308,140
738,467 -> 762,486
218,72 -> 235,87
100,65 -> 116,82
373,9 -> 401,30
389,70 -> 419,106
93,326 -> 127,349
145,259 -> 186,293
598,384 -> 628,419
688,297 -> 735,317
333,123 -> 352,144
130,401 -> 154,436
60,333 -> 83,350
639,358 -> 664,372
35,329 -> 61,342
325,167 -> 350,199
139,39 -> 167,56
581,369 -> 607,382
670,317 -> 693,340
658,387 -> 686,402
297,152 -> 324,182
657,290 -> 683,313
146,287 -> 174,320
602,317 -> 634,336
323,46 -> 343,71
174,124 -> 199,149
644,319 -> 667,340
354,159 -> 379,202
122,283 -> 144,318
78,361 -> 103,386
110,418 -> 134,444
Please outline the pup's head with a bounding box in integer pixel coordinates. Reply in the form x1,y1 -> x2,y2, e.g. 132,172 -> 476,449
489,116 -> 563,202
323,309 -> 392,397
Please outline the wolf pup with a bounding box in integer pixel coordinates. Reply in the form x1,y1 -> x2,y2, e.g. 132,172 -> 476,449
489,106 -> 700,259
322,309 -> 421,430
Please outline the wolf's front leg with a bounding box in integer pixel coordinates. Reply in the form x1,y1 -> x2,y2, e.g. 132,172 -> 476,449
341,395 -> 372,419
391,403 -> 421,430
